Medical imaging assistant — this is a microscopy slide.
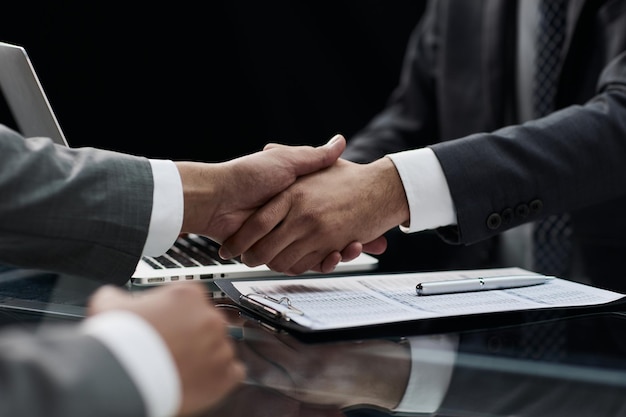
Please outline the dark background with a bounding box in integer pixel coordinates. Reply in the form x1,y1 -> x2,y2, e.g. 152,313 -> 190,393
4,1 -> 491,274
1,1 -> 425,162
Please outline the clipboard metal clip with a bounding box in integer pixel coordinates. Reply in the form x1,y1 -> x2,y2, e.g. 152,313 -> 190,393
239,293 -> 304,321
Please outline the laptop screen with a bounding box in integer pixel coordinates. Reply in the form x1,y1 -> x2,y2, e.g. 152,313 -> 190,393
0,41 -> 67,145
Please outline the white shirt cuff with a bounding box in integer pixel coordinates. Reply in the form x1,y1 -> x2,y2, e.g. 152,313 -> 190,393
394,334 -> 459,413
386,148 -> 457,233
143,159 -> 184,256
81,311 -> 181,417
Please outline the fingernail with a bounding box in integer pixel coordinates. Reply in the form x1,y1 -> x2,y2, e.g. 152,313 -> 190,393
219,247 -> 232,260
327,134 -> 342,146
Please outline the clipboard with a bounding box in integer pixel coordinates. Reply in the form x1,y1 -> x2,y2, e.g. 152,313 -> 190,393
216,268 -> 626,342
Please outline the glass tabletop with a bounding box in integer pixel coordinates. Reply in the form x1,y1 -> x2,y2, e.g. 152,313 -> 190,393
0,267 -> 625,417
206,303 -> 626,417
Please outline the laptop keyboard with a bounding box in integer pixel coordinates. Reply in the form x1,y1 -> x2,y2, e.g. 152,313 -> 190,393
142,234 -> 239,269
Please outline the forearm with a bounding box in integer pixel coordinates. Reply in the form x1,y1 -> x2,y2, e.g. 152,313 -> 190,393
433,88 -> 626,245
0,130 -> 153,283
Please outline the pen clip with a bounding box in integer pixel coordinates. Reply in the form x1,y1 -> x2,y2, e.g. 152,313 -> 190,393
239,293 -> 304,321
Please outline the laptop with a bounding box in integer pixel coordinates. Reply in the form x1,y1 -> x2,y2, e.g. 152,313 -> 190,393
0,41 -> 379,287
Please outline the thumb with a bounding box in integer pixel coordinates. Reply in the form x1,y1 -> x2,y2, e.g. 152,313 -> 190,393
322,133 -> 347,157
292,134 -> 346,177
264,134 -> 345,152
262,142 -> 287,151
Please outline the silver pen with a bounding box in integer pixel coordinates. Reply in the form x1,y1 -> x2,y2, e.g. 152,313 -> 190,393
415,275 -> 553,296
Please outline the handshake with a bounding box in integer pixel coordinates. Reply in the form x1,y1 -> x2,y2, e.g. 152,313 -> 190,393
86,134 -> 413,416
176,134 -> 410,275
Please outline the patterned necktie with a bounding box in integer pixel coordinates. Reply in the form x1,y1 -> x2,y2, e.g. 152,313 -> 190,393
532,0 -> 571,278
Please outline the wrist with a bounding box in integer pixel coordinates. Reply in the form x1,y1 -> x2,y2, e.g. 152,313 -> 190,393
370,157 -> 411,229
175,161 -> 221,234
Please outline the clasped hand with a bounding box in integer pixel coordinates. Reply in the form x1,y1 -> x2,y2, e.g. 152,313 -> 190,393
219,136 -> 409,275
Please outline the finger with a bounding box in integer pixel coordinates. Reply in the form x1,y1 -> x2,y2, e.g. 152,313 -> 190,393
339,241 -> 363,263
241,223 -> 302,269
284,250 -> 341,275
86,285 -> 132,316
362,236 -> 388,255
313,243 -> 362,274
312,238 -> 383,273
220,192 -> 292,260
239,216 -> 307,268
265,239 -> 329,274
307,252 -> 342,274
319,251 -> 342,274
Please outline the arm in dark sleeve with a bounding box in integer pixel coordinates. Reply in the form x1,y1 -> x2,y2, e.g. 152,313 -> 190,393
431,52 -> 626,245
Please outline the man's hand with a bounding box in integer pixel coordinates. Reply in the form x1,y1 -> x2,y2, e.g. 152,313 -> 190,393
220,156 -> 409,275
176,135 -> 346,242
176,134 -> 386,273
87,283 -> 245,416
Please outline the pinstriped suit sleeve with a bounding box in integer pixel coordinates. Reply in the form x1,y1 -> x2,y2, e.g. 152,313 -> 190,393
0,125 -> 153,284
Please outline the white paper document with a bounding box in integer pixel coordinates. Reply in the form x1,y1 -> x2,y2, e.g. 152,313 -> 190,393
232,267 -> 624,330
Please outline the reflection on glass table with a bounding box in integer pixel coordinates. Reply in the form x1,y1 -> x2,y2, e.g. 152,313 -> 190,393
0,266 -> 103,325
207,305 -> 626,417
1,266 -> 625,417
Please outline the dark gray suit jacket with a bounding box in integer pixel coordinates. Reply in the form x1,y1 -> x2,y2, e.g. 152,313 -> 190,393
344,0 -> 626,291
0,126 -> 154,416
0,126 -> 152,283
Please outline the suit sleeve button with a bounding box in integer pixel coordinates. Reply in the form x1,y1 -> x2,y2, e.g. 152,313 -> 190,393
501,208 -> 514,224
530,199 -> 543,214
515,204 -> 530,218
487,213 -> 502,230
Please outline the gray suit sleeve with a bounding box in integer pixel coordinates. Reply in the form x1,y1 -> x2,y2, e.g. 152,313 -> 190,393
0,126 -> 154,284
0,323 -> 146,417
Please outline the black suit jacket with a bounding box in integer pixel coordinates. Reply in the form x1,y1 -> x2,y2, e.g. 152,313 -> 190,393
343,0 -> 626,291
